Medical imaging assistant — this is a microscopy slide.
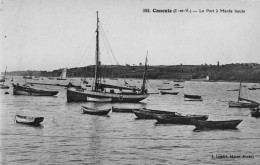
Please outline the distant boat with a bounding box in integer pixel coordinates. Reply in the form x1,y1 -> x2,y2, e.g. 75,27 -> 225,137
227,89 -> 239,91
133,108 -> 177,119
173,84 -> 184,88
248,87 -> 256,90
173,79 -> 185,82
184,94 -> 203,101
153,113 -> 208,124
160,91 -> 178,95
163,80 -> 170,84
57,68 -> 67,80
48,77 -> 55,80
67,12 -> 149,103
15,115 -> 44,126
228,80 -> 259,108
0,66 -> 9,89
12,83 -> 58,96
251,107 -> 260,117
111,106 -> 137,113
81,106 -> 111,115
11,74 -> 14,81
158,87 -> 172,90
191,119 -> 242,129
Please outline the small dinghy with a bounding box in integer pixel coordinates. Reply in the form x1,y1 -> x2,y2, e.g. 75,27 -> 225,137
158,87 -> 172,90
191,119 -> 242,129
15,115 -> 44,126
133,108 -> 177,119
160,91 -> 179,95
153,113 -> 208,124
81,106 -> 111,115
184,94 -> 203,101
111,106 -> 138,113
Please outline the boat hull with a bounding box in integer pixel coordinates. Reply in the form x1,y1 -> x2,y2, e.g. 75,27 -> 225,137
111,106 -> 137,113
12,84 -> 58,96
191,119 -> 242,129
228,101 -> 258,108
81,106 -> 111,115
67,87 -> 148,103
133,108 -> 177,119
15,115 -> 44,126
154,114 -> 208,124
160,91 -> 178,95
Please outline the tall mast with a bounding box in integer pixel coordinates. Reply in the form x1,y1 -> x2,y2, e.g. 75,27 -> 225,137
94,11 -> 100,91
141,52 -> 148,94
238,78 -> 242,102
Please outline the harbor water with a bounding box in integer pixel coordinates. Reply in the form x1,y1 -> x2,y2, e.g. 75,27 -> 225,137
1,77 -> 260,164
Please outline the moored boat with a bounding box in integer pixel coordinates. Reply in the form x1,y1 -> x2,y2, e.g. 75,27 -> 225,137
160,91 -> 178,95
111,106 -> 138,113
191,119 -> 242,129
15,115 -> 44,126
81,106 -> 111,115
184,94 -> 203,101
12,84 -> 58,96
66,12 -> 149,103
153,113 -> 208,124
133,108 -> 177,119
0,66 -> 9,89
158,87 -> 172,90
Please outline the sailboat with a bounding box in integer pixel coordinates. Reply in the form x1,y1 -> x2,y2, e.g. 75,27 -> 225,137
57,68 -> 67,80
0,66 -> 10,89
67,11 -> 149,103
228,79 -> 259,108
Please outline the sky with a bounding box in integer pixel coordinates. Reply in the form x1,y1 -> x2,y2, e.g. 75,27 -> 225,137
1,0 -> 260,72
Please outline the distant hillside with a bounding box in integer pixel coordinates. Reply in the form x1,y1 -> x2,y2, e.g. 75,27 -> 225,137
3,63 -> 260,83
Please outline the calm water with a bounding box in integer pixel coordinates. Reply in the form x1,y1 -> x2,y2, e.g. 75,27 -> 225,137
1,77 -> 260,164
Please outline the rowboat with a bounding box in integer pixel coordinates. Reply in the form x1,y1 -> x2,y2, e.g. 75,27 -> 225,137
111,106 -> 138,113
184,94 -> 203,101
173,84 -> 184,88
153,113 -> 208,124
133,108 -> 177,119
81,106 -> 111,115
160,91 -> 179,95
15,115 -> 44,126
191,119 -> 242,129
12,84 -> 58,96
158,87 -> 172,90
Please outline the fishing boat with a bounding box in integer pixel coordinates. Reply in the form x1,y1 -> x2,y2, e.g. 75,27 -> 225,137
133,108 -> 177,119
184,94 -> 203,101
12,83 -> 58,96
0,66 -> 9,89
81,106 -> 111,115
228,80 -> 259,108
57,68 -> 67,80
160,91 -> 178,95
158,87 -> 172,90
251,107 -> 260,117
153,113 -> 209,124
111,106 -> 138,113
191,119 -> 242,129
67,12 -> 149,103
15,115 -> 44,126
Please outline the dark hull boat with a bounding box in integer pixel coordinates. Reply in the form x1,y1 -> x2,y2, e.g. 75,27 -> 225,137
153,113 -> 208,124
81,106 -> 111,115
15,115 -> 44,126
160,91 -> 178,95
191,119 -> 242,129
12,84 -> 58,96
111,106 -> 138,113
184,94 -> 203,101
158,87 -> 172,90
0,84 -> 9,89
133,108 -> 177,119
251,107 -> 260,117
